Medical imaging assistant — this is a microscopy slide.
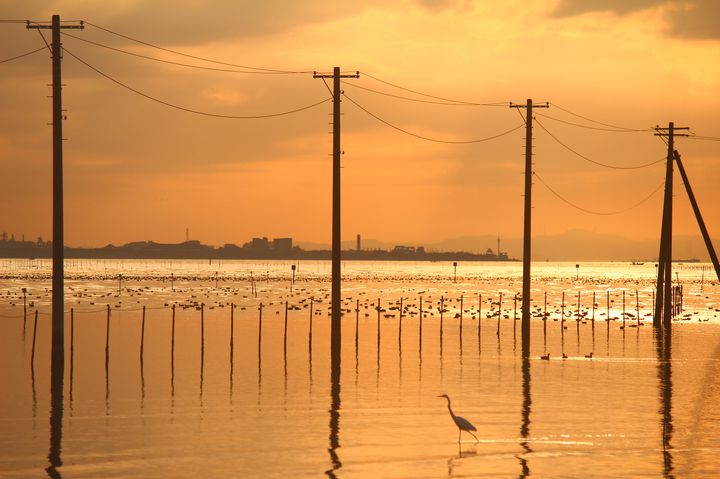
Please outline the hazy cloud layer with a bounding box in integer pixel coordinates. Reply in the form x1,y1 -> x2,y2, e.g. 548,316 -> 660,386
8,0 -> 385,45
552,0 -> 720,39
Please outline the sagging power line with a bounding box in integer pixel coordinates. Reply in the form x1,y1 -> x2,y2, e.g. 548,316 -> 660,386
343,92 -> 523,143
63,47 -> 332,119
535,117 -> 666,170
533,171 -> 664,216
84,20 -> 312,74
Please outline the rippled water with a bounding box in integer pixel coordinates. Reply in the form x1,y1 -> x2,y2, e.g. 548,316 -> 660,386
1,260 -> 719,478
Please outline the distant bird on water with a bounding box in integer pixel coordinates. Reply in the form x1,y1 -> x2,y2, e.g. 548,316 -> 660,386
438,394 -> 478,443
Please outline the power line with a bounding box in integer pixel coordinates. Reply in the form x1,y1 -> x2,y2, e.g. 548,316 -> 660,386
534,170 -> 664,216
84,21 -> 311,74
0,46 -> 46,63
688,135 -> 720,142
64,47 -> 331,119
534,111 -> 646,133
62,32 -> 294,74
549,102 -> 652,132
535,117 -> 665,170
342,92 -> 523,144
360,70 -> 508,106
344,81 -> 508,106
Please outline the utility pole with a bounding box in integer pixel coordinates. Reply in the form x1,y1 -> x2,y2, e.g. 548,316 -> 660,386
26,15 -> 84,476
510,99 -> 548,357
673,150 -> 720,282
653,123 -> 689,330
313,67 -> 359,363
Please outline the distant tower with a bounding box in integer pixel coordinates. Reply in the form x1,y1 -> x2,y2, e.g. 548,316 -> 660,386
497,236 -> 501,255
356,234 -> 361,251
186,227 -> 189,242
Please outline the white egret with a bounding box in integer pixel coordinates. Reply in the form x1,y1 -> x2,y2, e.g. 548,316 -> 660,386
438,394 -> 478,443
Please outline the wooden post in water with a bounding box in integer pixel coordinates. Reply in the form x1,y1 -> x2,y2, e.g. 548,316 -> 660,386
70,307 -> 74,398
105,304 -> 111,372
576,291 -> 581,322
22,287 -> 27,338
591,292 -> 596,322
622,290 -> 626,327
377,298 -> 381,352
440,296 -> 444,343
459,295 -> 464,345
497,292 -> 502,336
606,290 -> 610,321
477,293 -> 482,344
258,302 -> 263,358
356,298 -> 360,352
513,293 -> 517,341
398,297 -> 403,346
140,305 -> 146,363
30,309 -> 39,371
636,290 -> 640,327
171,304 -> 176,373
230,302 -> 235,362
200,302 -> 205,364
419,296 -> 423,350
561,292 -> 565,325
309,298 -> 313,352
283,301 -> 288,355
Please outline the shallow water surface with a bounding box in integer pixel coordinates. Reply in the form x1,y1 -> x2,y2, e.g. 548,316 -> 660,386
0,260 -> 719,478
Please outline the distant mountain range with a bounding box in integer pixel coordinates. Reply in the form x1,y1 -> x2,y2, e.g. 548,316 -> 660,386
298,229 -> 717,262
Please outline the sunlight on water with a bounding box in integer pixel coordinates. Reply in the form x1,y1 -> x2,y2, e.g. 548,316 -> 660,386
0,260 -> 719,478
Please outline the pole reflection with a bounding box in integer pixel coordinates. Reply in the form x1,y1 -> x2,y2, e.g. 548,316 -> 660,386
517,343 -> 532,478
46,319 -> 65,478
326,323 -> 342,477
656,327 -> 674,478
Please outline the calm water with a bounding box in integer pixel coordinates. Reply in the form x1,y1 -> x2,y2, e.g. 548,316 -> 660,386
1,260 -> 719,478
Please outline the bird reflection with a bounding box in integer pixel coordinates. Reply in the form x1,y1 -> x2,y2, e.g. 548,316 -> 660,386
447,444 -> 477,477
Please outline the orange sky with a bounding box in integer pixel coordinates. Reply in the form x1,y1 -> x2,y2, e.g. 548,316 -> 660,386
1,1 -> 719,251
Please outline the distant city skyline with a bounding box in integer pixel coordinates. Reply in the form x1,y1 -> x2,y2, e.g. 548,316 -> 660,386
1,227 -> 715,261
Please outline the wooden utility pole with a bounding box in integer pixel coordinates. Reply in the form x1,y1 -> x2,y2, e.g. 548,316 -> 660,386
510,99 -> 548,357
653,123 -> 689,330
27,15 -> 84,477
674,150 -> 720,282
313,67 -> 359,363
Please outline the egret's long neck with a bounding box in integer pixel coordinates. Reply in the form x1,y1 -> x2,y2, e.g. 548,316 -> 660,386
445,398 -> 456,419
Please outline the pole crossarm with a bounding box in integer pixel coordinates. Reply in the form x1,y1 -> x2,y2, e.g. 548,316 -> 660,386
26,21 -> 85,30
510,101 -> 549,109
313,71 -> 360,79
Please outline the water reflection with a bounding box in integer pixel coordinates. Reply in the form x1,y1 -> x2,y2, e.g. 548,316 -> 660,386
447,445 -> 477,477
657,328 -> 674,478
47,318 -> 65,478
517,355 -> 532,479
326,326 -> 342,477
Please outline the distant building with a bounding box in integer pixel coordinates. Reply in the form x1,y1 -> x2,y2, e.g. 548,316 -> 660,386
273,237 -> 293,252
356,234 -> 361,251
393,245 -> 416,253
244,237 -> 270,251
